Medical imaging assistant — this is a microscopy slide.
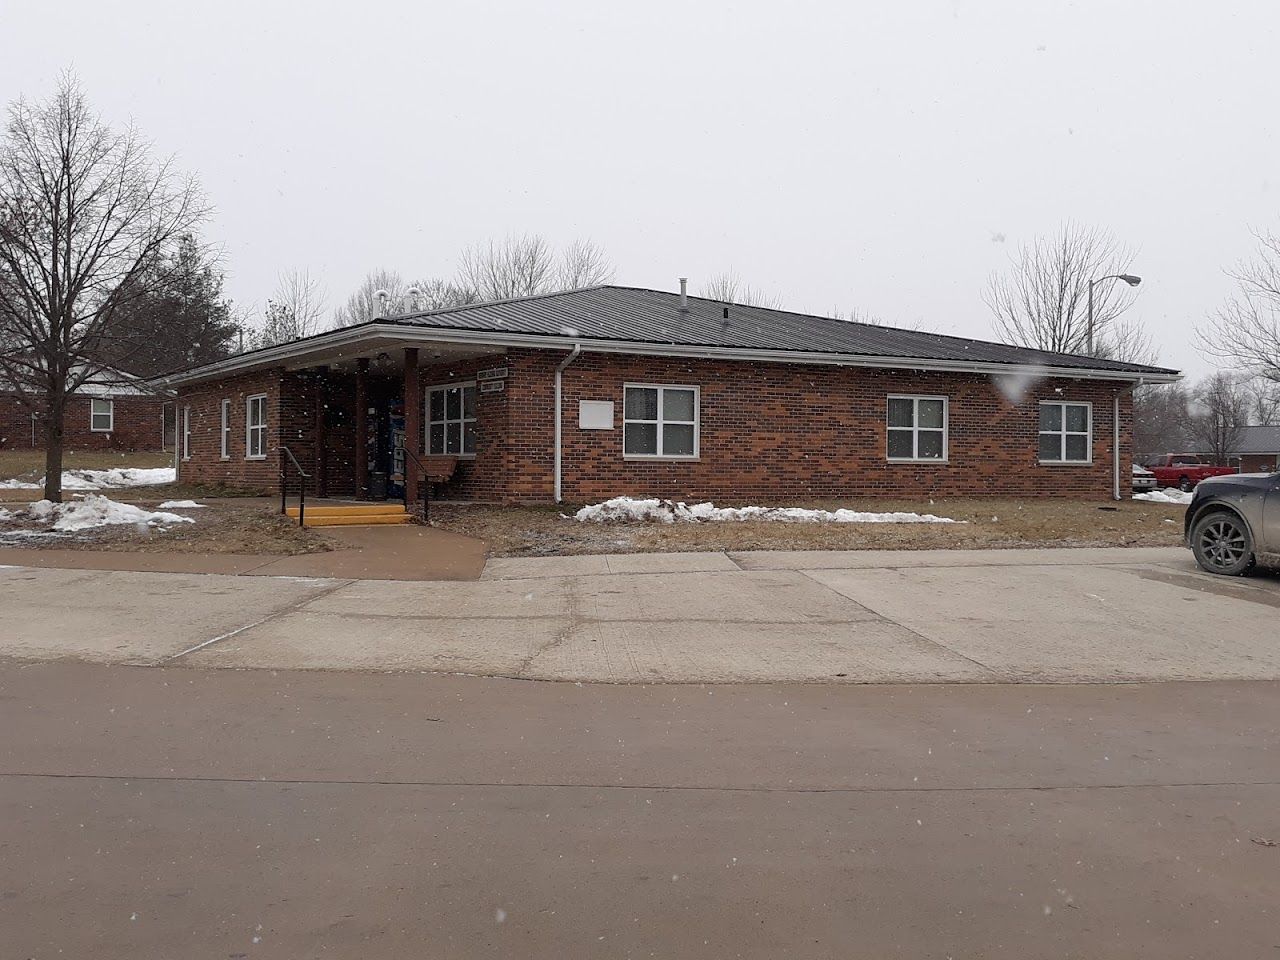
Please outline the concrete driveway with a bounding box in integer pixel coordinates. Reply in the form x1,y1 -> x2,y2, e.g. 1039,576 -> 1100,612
3,546 -> 1279,682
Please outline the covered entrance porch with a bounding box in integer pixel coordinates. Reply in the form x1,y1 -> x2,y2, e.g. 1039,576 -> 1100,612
276,337 -> 510,510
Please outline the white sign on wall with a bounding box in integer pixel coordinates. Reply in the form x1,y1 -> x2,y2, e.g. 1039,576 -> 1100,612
578,400 -> 614,430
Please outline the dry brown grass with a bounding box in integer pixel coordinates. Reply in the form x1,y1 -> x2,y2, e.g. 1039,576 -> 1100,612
430,497 -> 1188,557
0,497 -> 329,556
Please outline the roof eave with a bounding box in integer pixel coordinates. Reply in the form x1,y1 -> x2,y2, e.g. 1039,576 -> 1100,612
156,322 -> 1181,387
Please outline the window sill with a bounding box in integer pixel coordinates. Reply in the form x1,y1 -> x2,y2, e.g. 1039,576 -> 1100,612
1039,460 -> 1093,467
245,455 -> 267,462
426,453 -> 477,460
219,456 -> 230,462
623,455 -> 700,462
90,428 -> 113,434
887,458 -> 949,465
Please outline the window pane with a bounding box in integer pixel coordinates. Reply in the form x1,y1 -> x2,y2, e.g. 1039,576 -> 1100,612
662,423 -> 695,456
624,422 -> 658,454
887,397 -> 914,428
917,399 -> 944,429
888,429 -> 914,459
429,390 -> 444,421
445,388 -> 461,420
462,386 -> 476,419
446,422 -> 461,454
1039,404 -> 1061,431
463,421 -> 477,455
1065,404 -> 1089,433
917,430 -> 944,459
1039,434 -> 1061,461
429,423 -> 444,455
624,387 -> 658,420
1065,434 -> 1089,461
662,389 -> 695,422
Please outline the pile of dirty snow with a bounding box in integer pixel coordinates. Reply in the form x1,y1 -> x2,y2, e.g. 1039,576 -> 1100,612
573,497 -> 958,524
0,467 -> 176,491
1133,488 -> 1193,505
158,499 -> 204,509
26,494 -> 196,532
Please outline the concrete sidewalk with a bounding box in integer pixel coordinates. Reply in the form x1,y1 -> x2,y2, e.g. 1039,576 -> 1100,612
0,522 -> 487,581
3,546 -> 1279,683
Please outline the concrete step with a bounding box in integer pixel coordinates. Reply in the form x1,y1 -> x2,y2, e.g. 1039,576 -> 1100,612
299,513 -> 414,528
285,504 -> 407,519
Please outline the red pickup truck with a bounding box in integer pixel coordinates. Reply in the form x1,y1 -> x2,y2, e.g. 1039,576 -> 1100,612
1144,454 -> 1236,491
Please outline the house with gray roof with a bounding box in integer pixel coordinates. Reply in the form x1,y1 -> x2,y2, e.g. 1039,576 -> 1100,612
159,283 -> 1179,507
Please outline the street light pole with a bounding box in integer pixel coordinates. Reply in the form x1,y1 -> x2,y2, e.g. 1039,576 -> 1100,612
1086,273 -> 1143,356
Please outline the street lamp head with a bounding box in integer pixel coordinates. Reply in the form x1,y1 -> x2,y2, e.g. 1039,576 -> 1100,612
1118,274 -> 1142,286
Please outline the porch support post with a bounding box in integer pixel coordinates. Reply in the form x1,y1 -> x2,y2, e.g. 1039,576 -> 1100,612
354,358 -> 369,498
403,348 -> 421,507
314,366 -> 329,498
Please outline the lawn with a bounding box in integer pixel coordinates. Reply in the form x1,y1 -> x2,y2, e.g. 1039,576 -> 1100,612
430,497 -> 1189,557
0,448 -> 173,482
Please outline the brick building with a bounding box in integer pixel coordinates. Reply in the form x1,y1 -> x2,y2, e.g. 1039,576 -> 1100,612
1,367 -> 171,453
160,284 -> 1179,504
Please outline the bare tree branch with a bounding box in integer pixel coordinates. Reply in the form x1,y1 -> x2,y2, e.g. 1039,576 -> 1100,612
1197,229 -> 1280,383
698,269 -> 783,309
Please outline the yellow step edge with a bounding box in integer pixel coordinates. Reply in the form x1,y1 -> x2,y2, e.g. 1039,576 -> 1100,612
286,505 -> 408,518
301,514 -> 414,527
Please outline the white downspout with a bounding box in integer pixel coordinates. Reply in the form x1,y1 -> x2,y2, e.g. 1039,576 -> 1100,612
554,344 -> 582,503
1114,378 -> 1144,501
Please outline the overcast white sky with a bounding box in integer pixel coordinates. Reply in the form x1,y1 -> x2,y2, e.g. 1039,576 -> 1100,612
3,0 -> 1277,378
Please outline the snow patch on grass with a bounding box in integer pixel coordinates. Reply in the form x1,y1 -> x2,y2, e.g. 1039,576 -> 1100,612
0,467 -> 176,491
573,497 -> 959,524
26,494 -> 196,532
1133,488 -> 1193,505
158,499 -> 204,509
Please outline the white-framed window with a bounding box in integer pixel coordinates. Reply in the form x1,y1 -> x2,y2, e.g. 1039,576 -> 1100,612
427,383 -> 477,456
886,395 -> 947,462
623,384 -> 699,459
89,398 -> 114,433
219,399 -> 231,459
181,406 -> 191,461
1039,401 -> 1092,464
245,394 -> 267,460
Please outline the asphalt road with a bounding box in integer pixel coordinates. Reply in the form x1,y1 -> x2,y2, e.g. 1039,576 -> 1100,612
3,661 -> 1278,959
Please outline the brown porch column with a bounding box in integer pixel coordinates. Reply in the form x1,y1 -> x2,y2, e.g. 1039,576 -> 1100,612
314,367 -> 329,498
403,348 -> 421,506
354,358 -> 369,498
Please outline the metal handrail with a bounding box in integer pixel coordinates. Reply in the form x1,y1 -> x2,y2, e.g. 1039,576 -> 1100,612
401,445 -> 431,521
279,445 -> 312,527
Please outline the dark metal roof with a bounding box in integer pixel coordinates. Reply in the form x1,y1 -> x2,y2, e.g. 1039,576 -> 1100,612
1233,425 -> 1280,455
386,285 -> 1177,376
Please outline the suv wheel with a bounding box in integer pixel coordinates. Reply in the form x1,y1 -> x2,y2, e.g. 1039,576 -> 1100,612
1191,511 -> 1254,576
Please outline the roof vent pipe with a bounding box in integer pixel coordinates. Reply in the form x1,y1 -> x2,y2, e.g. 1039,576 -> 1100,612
678,278 -> 688,313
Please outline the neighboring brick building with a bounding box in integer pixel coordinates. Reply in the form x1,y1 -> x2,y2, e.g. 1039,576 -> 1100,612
1,368 -> 171,453
161,284 -> 1180,504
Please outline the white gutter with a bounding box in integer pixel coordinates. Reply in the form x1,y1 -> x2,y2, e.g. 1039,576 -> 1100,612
554,344 -> 582,503
156,322 -> 1182,388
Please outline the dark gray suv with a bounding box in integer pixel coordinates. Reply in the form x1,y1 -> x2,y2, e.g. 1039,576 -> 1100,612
1184,471 -> 1280,575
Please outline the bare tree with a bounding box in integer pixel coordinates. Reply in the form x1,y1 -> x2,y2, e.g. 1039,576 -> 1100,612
272,269 -> 327,338
1189,372 -> 1249,466
456,234 -> 558,301
0,75 -> 205,501
555,238 -> 614,289
984,223 -> 1146,360
1242,375 -> 1280,425
699,269 -> 783,309
332,269 -> 407,327
1132,382 -> 1192,463
1199,229 -> 1280,384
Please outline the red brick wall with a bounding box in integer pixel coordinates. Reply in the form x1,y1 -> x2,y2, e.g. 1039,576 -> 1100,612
507,350 -> 1132,503
174,349 -> 1136,502
1,393 -> 167,452
175,370 -> 283,490
1240,453 -> 1279,473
